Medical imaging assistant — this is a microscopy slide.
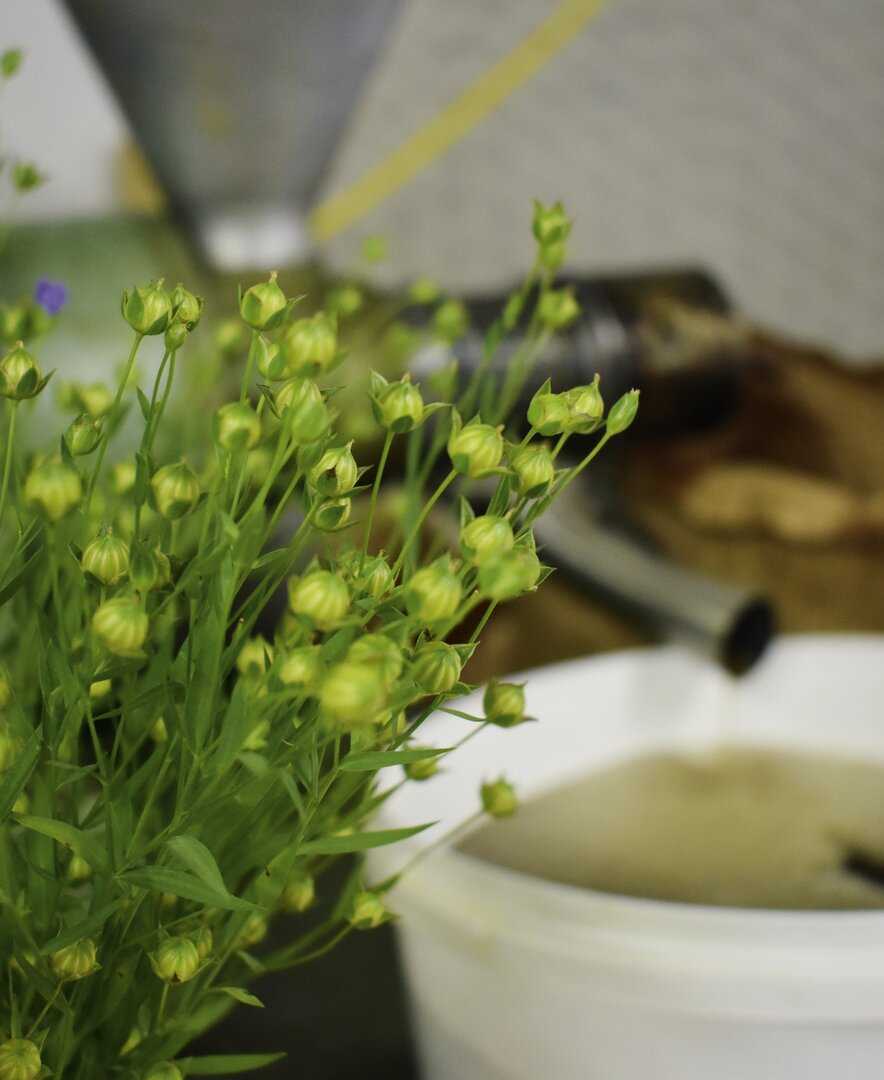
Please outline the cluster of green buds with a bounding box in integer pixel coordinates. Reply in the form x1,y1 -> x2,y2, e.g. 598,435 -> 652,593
0,341 -> 50,401
0,1039 -> 42,1080
527,378 -> 639,438
532,199 -> 572,270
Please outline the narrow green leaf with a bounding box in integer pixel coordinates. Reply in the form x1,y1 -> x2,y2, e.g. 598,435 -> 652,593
136,385 -> 151,422
0,539 -> 45,608
181,1053 -> 286,1075
119,866 -> 254,911
16,814 -> 109,875
40,898 -> 124,955
166,835 -> 230,897
340,747 -> 451,772
216,986 -> 265,1008
299,822 -> 435,855
0,729 -> 42,822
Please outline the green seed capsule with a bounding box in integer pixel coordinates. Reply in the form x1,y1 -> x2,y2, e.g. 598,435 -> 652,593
406,561 -> 463,624
50,938 -> 100,981
447,422 -> 504,478
411,640 -> 463,695
0,342 -> 43,400
0,1039 -> 42,1080
481,777 -> 518,817
92,596 -> 149,656
213,401 -> 262,452
24,460 -> 82,520
82,529 -> 130,586
65,413 -> 103,456
373,377 -> 425,433
151,461 -> 201,520
459,515 -> 515,565
288,570 -> 350,631
121,280 -> 173,335
283,312 -> 338,376
320,661 -> 389,727
239,272 -> 287,331
151,936 -> 201,984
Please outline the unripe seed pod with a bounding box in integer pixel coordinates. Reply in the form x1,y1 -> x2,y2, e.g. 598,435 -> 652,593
236,636 -> 273,679
239,272 -> 287,331
0,724 -> 24,772
82,529 -> 130,586
59,381 -> 114,417
360,554 -> 395,599
274,377 -> 330,445
280,871 -> 315,914
308,443 -> 357,496
288,570 -> 349,631
92,596 -> 149,656
373,377 -> 425,433
459,515 -> 515,565
283,312 -> 338,375
0,342 -> 42,400
192,925 -> 213,960
448,422 -> 504,478
477,547 -> 542,602
526,390 -> 569,436
411,640 -> 463,695
145,1064 -> 183,1080
606,388 -> 640,435
164,322 -> 189,351
129,545 -> 171,593
532,199 -> 572,246
325,282 -> 363,318
406,562 -> 463,624
121,280 -> 173,335
0,1038 -> 42,1080
347,633 -> 404,686
510,443 -> 555,498
151,461 -> 201,519
565,377 -> 604,434
313,497 -> 351,531
24,459 -> 82,520
349,890 -> 390,929
405,753 -> 440,781
65,412 -> 103,456
407,277 -> 441,305
213,401 -> 262,452
237,913 -> 268,948
432,298 -> 469,343
50,937 -> 100,981
254,335 -> 287,381
481,777 -> 518,817
483,679 -> 528,727
320,661 -> 388,727
110,459 -> 136,496
214,317 -> 248,357
278,645 -> 322,689
170,283 -> 202,329
151,935 -> 201,984
538,288 -> 580,330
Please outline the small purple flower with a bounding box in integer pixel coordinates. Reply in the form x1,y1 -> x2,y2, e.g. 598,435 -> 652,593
34,278 -> 68,316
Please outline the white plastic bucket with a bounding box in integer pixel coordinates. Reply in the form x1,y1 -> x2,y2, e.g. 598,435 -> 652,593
372,635 -> 884,1080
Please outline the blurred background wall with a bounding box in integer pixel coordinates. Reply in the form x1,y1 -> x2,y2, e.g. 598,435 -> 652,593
1,0 -> 881,359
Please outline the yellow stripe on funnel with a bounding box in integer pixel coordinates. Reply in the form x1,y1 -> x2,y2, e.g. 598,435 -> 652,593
308,0 -> 608,242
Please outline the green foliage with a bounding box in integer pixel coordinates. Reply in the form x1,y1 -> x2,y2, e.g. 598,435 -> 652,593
0,198 -> 637,1075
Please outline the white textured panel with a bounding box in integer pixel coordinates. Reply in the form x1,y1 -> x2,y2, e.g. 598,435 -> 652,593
2,0 -> 882,357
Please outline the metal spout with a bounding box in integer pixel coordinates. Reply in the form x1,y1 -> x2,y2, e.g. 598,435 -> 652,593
534,479 -> 774,676
62,0 -> 404,270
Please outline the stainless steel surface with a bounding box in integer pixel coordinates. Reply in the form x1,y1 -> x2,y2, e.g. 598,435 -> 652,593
62,0 -> 404,270
535,477 -> 773,675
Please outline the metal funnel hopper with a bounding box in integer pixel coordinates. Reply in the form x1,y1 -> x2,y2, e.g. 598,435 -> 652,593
62,0 -> 404,271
